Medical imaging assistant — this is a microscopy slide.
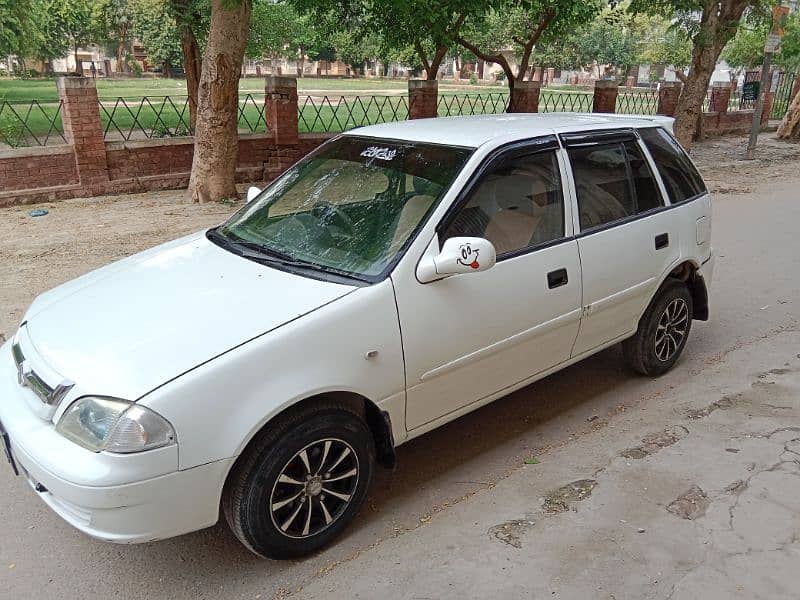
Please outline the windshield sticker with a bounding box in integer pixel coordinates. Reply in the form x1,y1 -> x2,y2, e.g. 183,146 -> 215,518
457,243 -> 480,270
360,146 -> 397,161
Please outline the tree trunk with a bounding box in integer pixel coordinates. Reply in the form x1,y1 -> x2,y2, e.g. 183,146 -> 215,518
777,84 -> 800,138
172,0 -> 202,131
116,41 -> 125,73
186,0 -> 251,204
177,27 -> 201,131
673,1 -> 750,150
74,45 -> 80,74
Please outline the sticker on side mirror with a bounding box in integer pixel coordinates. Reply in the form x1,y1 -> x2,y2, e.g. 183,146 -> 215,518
456,243 -> 481,270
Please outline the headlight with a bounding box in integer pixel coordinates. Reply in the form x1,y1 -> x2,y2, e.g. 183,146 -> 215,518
56,396 -> 176,453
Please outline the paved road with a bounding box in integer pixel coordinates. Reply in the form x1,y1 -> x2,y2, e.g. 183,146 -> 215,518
1,178 -> 799,600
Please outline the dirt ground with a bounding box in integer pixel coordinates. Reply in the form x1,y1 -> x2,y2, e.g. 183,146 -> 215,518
1,131 -> 796,343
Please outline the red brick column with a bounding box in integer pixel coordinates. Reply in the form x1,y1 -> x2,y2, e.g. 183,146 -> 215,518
657,82 -> 682,117
546,68 -> 555,87
408,79 -> 438,119
57,76 -> 109,194
625,76 -> 635,89
265,75 -> 299,145
592,80 -> 619,114
709,82 -> 732,113
508,80 -> 541,113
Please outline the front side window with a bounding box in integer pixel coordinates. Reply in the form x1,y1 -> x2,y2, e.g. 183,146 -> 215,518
639,127 -> 707,203
215,137 -> 471,280
443,150 -> 565,256
567,140 -> 664,231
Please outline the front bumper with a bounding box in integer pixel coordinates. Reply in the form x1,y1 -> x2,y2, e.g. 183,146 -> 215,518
0,340 -> 233,543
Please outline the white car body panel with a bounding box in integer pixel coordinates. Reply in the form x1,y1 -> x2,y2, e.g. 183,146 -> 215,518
23,232 -> 354,404
0,114 -> 711,545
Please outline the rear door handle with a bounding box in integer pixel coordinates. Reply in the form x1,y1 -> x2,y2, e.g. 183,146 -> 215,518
547,268 -> 568,289
655,233 -> 669,250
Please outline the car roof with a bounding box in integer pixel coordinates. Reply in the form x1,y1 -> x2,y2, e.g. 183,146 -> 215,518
343,113 -> 674,149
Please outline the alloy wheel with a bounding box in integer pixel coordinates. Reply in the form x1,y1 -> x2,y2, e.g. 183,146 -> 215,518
654,297 -> 689,362
269,438 -> 360,539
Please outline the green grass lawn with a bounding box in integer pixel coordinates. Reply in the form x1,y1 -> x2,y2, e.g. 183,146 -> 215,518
0,76 -> 662,147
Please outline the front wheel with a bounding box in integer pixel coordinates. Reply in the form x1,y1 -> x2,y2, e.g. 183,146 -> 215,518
622,279 -> 693,376
223,402 -> 375,559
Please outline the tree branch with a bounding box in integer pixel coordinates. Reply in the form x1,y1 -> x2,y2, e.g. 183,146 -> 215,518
457,36 -> 514,87
414,38 -> 432,78
518,10 -> 556,80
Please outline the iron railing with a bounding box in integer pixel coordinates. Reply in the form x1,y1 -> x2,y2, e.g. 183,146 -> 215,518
100,94 -> 269,140
0,100 -> 66,148
616,90 -> 659,115
438,93 -> 508,116
298,95 -> 409,133
539,90 -> 594,113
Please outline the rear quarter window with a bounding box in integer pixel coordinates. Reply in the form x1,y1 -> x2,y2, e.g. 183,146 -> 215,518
639,127 -> 706,203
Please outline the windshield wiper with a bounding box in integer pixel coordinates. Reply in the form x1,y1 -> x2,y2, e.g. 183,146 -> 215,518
208,228 -> 368,283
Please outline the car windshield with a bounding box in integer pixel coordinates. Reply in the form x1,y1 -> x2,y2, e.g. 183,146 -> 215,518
214,136 -> 472,280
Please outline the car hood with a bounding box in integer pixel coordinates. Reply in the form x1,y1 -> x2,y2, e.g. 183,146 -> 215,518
22,232 -> 356,400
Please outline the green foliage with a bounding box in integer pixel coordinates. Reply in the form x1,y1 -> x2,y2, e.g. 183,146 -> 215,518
0,0 -> 33,56
131,0 -> 182,69
723,12 -> 800,72
247,0 -> 308,59
637,15 -> 692,69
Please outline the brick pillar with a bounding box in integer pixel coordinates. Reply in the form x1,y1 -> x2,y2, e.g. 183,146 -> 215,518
408,79 -> 438,119
625,75 -> 635,89
546,68 -> 555,87
265,75 -> 299,145
657,82 -> 682,117
57,77 -> 109,194
508,80 -> 541,113
592,80 -> 619,114
709,82 -> 732,113
532,67 -> 543,82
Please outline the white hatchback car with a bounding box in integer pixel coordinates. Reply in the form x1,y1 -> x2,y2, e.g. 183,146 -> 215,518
0,114 -> 713,559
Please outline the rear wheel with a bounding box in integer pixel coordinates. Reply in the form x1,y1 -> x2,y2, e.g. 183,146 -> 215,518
623,279 -> 693,376
223,402 -> 375,559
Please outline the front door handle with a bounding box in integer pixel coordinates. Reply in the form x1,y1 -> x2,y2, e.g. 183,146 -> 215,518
547,268 -> 568,289
655,233 -> 669,250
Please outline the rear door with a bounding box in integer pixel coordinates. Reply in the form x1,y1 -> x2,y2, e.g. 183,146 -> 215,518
563,130 -> 681,356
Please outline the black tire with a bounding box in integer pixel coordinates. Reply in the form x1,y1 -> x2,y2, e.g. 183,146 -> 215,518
222,401 -> 375,559
622,279 -> 693,376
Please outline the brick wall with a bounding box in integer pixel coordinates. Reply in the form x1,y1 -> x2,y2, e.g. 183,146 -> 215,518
0,146 -> 78,192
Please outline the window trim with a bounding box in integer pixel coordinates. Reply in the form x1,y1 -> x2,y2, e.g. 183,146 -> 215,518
560,128 -> 685,236
435,135 -> 571,262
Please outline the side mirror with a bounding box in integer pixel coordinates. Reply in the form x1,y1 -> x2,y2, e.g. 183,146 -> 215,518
417,237 -> 497,283
246,186 -> 262,203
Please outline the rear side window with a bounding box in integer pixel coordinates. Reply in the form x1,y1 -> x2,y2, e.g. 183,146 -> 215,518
566,140 -> 664,231
639,127 -> 706,203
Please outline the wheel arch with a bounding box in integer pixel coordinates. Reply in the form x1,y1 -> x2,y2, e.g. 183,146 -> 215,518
663,259 -> 709,321
225,391 -> 397,491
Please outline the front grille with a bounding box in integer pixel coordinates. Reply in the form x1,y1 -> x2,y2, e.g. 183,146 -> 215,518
11,335 -> 74,407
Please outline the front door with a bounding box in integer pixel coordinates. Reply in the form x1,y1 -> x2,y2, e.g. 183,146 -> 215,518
562,131 -> 681,356
394,141 -> 583,431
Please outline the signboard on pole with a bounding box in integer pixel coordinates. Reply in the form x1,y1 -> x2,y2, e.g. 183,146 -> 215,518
743,80 -> 760,102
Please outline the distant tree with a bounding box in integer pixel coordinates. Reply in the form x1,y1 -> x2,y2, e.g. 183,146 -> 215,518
457,0 -> 601,108
53,0 -> 96,72
571,4 -> 641,77
723,12 -> 800,72
131,0 -> 182,74
637,16 -> 693,80
629,0 -> 770,149
0,0 -> 32,57
293,0 -> 484,80
94,0 -> 134,72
